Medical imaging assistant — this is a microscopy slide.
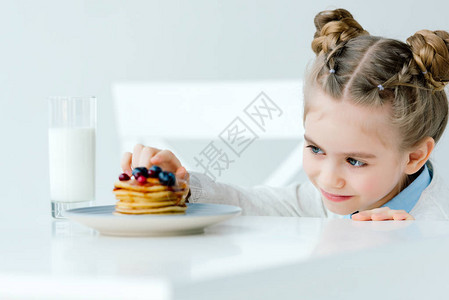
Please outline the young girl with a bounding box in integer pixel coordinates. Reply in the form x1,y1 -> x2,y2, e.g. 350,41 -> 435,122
120,9 -> 449,221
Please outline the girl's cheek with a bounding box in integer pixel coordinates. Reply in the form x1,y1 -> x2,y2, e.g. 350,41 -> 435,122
302,152 -> 318,180
355,178 -> 376,195
351,173 -> 384,197
302,152 -> 312,176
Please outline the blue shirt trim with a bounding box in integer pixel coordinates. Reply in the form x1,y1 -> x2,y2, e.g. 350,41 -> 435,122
344,163 -> 432,219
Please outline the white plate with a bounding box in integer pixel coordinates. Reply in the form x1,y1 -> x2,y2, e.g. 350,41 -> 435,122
65,203 -> 242,237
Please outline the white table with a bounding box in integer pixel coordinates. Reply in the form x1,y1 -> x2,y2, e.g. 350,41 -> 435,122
2,202 -> 449,300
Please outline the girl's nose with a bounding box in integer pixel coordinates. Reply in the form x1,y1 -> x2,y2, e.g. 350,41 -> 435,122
319,163 -> 345,190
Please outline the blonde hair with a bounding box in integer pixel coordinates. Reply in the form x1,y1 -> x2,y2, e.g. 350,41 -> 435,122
305,8 -> 449,151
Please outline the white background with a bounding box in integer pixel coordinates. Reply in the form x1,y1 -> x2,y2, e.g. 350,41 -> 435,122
1,0 -> 448,213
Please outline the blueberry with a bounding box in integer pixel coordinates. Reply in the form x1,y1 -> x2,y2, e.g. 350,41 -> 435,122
158,171 -> 176,186
132,167 -> 148,178
149,165 -> 162,173
148,165 -> 162,178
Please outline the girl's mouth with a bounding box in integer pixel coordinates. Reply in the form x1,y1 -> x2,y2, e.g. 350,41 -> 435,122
320,189 -> 353,202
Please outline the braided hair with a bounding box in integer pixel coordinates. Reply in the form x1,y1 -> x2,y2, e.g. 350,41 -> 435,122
304,8 -> 449,151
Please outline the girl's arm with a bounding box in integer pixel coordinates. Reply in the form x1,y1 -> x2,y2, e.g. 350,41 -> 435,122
188,171 -> 327,217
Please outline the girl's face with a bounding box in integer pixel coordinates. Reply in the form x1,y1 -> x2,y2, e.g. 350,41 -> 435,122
303,87 -> 409,215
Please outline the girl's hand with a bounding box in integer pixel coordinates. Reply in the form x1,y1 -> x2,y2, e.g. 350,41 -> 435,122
351,207 -> 415,221
121,144 -> 189,184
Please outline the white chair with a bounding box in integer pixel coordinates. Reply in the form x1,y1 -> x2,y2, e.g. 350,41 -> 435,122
112,80 -> 306,187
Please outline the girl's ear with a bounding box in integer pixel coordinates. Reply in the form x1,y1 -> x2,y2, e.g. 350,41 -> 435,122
404,137 -> 435,175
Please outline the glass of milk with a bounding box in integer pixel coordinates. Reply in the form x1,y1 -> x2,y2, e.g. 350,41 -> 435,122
48,96 -> 96,218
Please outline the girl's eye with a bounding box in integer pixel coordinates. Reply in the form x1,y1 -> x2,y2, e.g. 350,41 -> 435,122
307,145 -> 324,155
347,157 -> 366,167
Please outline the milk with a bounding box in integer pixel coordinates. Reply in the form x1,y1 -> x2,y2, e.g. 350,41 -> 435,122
48,127 -> 95,202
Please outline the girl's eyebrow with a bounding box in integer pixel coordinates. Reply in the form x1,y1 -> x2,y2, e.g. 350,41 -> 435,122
303,134 -> 377,159
304,135 -> 324,150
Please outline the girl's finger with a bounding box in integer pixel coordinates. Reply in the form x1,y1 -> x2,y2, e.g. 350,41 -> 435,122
175,166 -> 190,198
352,207 -> 392,221
352,209 -> 388,221
150,150 -> 181,172
371,212 -> 391,221
392,213 -> 408,221
404,213 -> 414,220
175,166 -> 190,183
131,144 -> 145,169
139,146 -> 161,168
392,212 -> 414,220
387,209 -> 406,220
351,212 -> 373,221
121,152 -> 133,176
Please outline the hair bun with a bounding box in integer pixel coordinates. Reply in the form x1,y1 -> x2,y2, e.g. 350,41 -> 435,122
311,8 -> 368,55
407,30 -> 449,91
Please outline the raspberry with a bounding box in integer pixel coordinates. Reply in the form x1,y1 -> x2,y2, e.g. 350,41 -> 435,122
148,169 -> 158,178
137,175 -> 147,184
118,173 -> 130,181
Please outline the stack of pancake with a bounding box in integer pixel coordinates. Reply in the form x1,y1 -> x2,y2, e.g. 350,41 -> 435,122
113,177 -> 189,215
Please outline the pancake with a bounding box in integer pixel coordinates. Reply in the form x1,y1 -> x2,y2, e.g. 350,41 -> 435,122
115,200 -> 181,208
114,205 -> 187,214
114,178 -> 167,192
113,170 -> 189,215
113,189 -> 178,200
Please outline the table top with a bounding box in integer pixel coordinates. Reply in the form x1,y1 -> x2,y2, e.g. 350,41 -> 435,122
3,199 -> 449,299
